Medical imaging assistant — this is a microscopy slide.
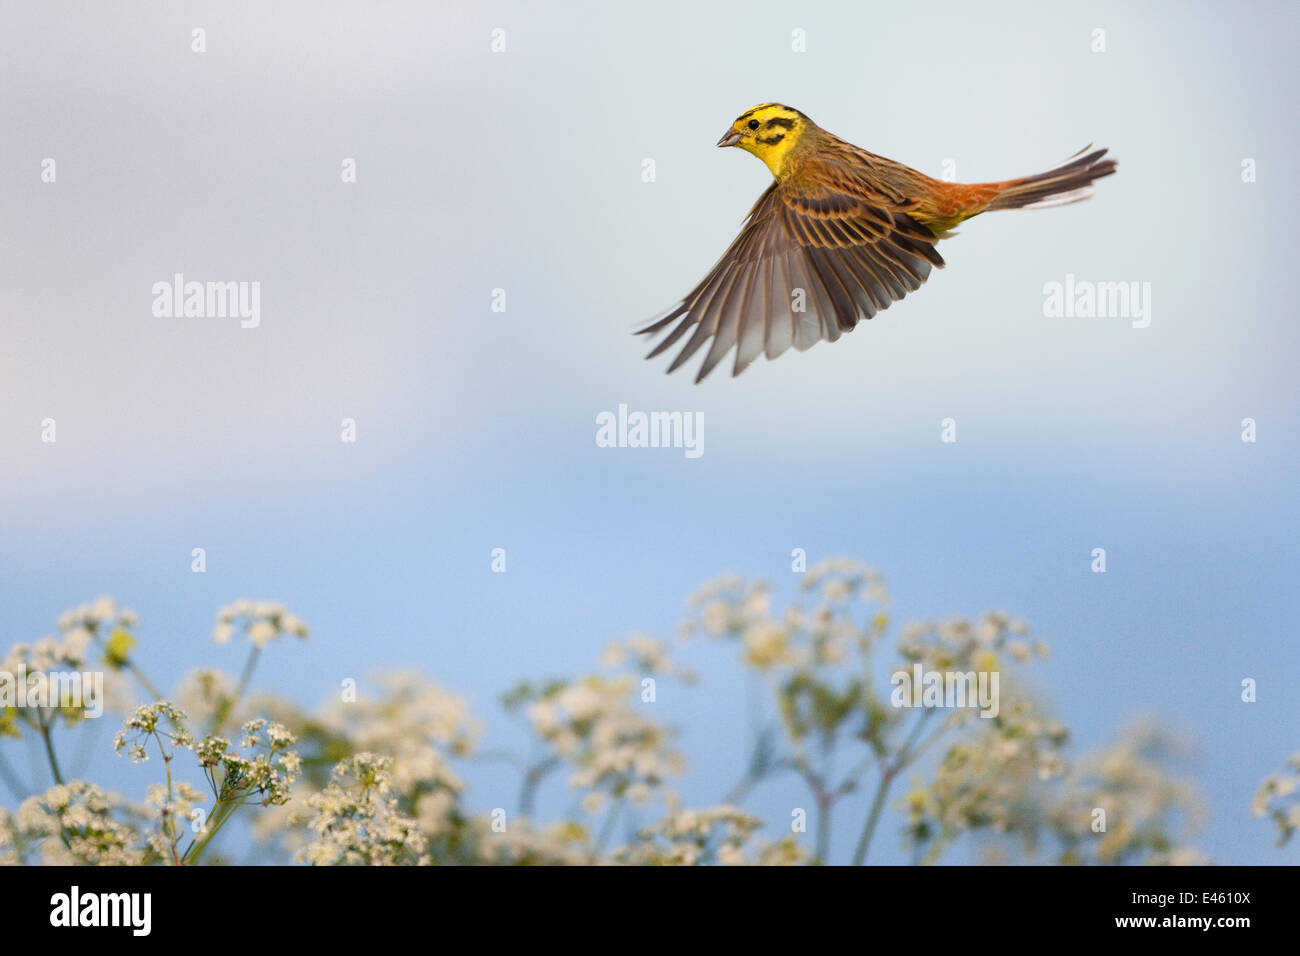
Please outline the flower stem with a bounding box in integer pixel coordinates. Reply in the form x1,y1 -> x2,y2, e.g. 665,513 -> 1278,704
594,799 -> 623,854
151,729 -> 181,863
815,793 -> 833,864
518,757 -> 557,816
182,795 -> 241,865
39,723 -> 64,785
851,770 -> 893,866
127,663 -> 164,702
210,645 -> 261,734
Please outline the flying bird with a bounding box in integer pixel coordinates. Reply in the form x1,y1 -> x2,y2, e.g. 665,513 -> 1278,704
638,103 -> 1117,382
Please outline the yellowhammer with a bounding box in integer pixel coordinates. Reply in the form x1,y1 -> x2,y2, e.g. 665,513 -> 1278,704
638,103 -> 1117,382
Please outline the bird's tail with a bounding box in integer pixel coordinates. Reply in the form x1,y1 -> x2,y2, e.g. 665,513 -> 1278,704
984,145 -> 1117,212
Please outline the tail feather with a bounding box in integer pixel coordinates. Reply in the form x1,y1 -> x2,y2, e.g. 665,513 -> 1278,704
984,146 -> 1117,212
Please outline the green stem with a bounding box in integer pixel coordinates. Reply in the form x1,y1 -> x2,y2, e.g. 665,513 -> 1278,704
210,645 -> 261,734
897,709 -> 932,761
836,749 -> 879,796
852,770 -> 894,866
903,722 -> 949,768
722,769 -> 760,805
151,729 -> 180,863
850,710 -> 941,865
593,799 -> 623,854
182,794 -> 242,865
89,627 -> 163,702
231,645 -> 260,706
127,663 -> 164,702
39,723 -> 64,785
518,757 -> 558,816
815,793 -> 833,864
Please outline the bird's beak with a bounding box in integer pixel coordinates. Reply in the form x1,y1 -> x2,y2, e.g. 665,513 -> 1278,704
716,127 -> 742,148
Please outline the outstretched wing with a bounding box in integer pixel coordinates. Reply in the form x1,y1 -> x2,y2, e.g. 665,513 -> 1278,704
638,172 -> 945,382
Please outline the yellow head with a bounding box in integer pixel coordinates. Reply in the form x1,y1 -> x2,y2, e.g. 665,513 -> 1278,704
716,103 -> 813,179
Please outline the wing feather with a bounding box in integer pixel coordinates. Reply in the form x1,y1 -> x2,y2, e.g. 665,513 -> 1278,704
785,251 -> 825,351
764,252 -> 795,361
638,156 -> 946,380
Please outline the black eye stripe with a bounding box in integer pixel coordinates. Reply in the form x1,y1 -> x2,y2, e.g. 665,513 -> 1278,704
765,117 -> 796,129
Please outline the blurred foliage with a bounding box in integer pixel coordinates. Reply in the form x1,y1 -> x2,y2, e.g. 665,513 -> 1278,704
0,562 -> 1257,865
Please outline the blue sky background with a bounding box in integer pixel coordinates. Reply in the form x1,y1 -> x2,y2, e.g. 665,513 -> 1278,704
1,0 -> 1297,863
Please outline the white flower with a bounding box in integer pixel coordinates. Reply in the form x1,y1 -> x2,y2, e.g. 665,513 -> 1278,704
823,579 -> 850,602
741,589 -> 772,618
701,602 -> 730,636
528,701 -> 560,735
718,843 -> 745,866
557,684 -> 602,722
742,622 -> 793,669
61,627 -> 92,663
280,614 -> 309,638
415,790 -> 457,836
247,620 -> 277,648
89,596 -> 117,622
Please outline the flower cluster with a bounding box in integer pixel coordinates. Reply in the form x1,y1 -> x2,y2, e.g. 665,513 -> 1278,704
903,694 -> 1070,863
1039,720 -> 1205,865
476,819 -> 594,866
518,675 -> 684,806
113,701 -> 193,761
298,754 -> 428,865
12,782 -> 145,865
0,571 -> 1239,866
898,611 -> 1040,677
601,633 -> 696,682
1,596 -> 140,736
56,596 -> 142,676
1,603 -> 313,866
196,718 -> 300,807
213,600 -> 309,648
1252,751 -> 1300,846
613,805 -> 805,866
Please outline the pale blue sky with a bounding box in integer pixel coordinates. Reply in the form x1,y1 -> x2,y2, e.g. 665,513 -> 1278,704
1,0 -> 1297,863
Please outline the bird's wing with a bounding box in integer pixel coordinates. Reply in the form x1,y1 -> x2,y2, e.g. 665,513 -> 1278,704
638,173 -> 945,382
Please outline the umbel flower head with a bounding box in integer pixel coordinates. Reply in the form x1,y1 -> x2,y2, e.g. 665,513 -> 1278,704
298,753 -> 428,866
213,600 -> 309,648
13,781 -> 146,865
1,596 -> 140,734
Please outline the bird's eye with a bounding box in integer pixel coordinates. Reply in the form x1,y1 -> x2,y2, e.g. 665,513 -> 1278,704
747,119 -> 760,130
